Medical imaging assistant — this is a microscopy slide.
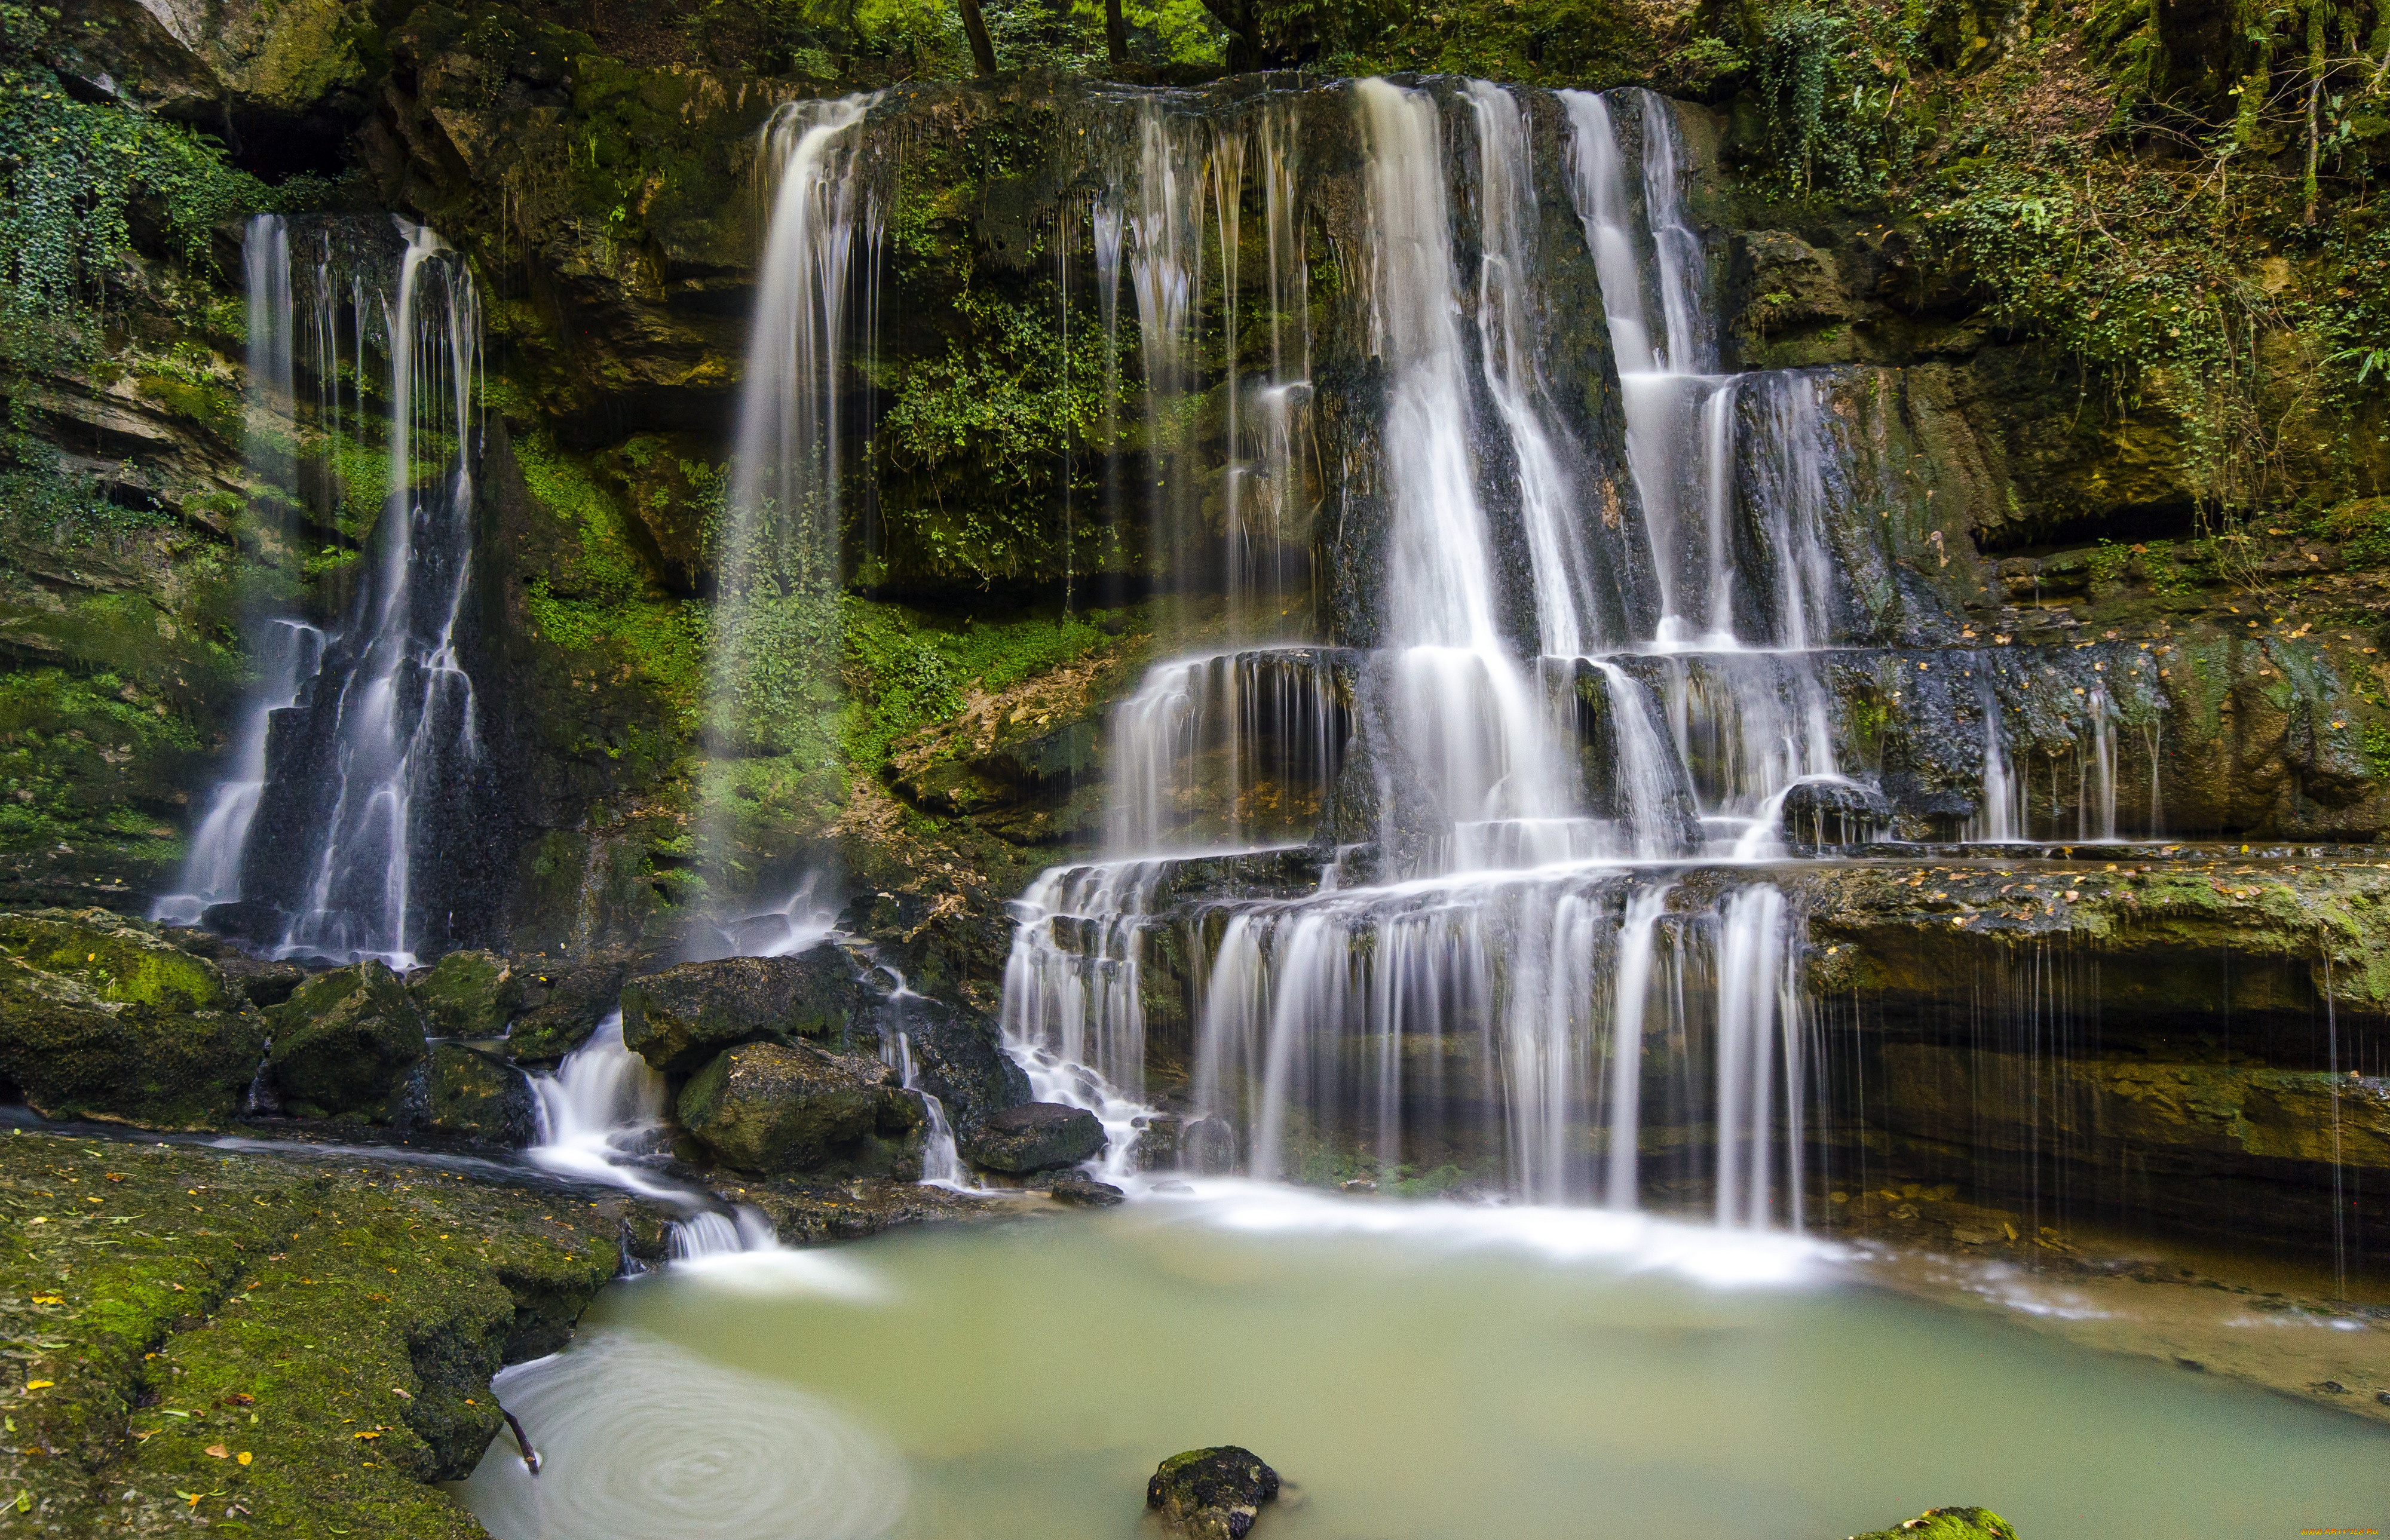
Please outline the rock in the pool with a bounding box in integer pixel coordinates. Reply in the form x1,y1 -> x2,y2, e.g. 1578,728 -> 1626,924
1049,1171 -> 1124,1207
958,1100 -> 1104,1173
1147,1446 -> 1280,1540
1850,1507 -> 2019,1540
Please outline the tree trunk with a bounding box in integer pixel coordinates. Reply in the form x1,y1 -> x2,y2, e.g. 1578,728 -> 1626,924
959,0 -> 998,76
1107,0 -> 1129,67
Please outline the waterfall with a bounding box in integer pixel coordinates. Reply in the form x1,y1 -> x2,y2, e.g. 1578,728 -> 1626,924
1464,81 -> 1604,658
215,219 -> 488,968
703,94 -> 880,910
526,1012 -> 676,1198
1360,78 -> 1573,865
154,217 -> 320,929
993,79 -> 1832,1218
1970,674 -> 2024,842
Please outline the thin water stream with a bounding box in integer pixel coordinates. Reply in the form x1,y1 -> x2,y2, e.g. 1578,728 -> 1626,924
461,1187 -> 2389,1540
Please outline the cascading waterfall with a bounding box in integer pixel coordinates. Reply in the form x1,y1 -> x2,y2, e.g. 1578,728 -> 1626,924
702,94 -> 881,911
997,79 -> 1821,1220
154,216 -> 324,928
164,217 -> 494,967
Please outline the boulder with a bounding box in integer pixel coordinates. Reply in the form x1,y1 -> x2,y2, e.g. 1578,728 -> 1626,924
390,1043 -> 537,1147
621,949 -> 863,1076
410,949 -> 523,1038
199,899 -> 289,950
0,909 -> 263,1127
1851,1508 -> 2018,1540
0,909 -> 231,1013
1146,1447 -> 1281,1540
960,1101 -> 1104,1174
266,961 -> 429,1118
161,927 -> 307,1008
504,954 -> 631,1063
676,1040 -> 913,1175
881,992 -> 1028,1131
1050,1171 -> 1125,1207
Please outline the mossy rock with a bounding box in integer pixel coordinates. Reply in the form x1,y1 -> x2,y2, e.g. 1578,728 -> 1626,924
1147,1446 -> 1281,1540
1849,1507 -> 2018,1540
675,1041 -> 914,1176
409,949 -> 523,1038
0,955 -> 264,1128
390,1043 -> 538,1148
0,1129 -> 670,1533
621,949 -> 864,1076
265,961 -> 428,1119
0,908 -> 232,1013
504,955 -> 632,1064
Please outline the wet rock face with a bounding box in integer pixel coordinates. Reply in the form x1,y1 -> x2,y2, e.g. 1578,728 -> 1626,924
882,992 -> 1029,1133
409,949 -> 523,1038
1146,1446 -> 1282,1540
621,949 -> 864,1076
265,961 -> 430,1119
960,1100 -> 1104,1174
0,909 -> 263,1127
676,1041 -> 921,1177
390,1043 -> 538,1148
504,955 -> 633,1064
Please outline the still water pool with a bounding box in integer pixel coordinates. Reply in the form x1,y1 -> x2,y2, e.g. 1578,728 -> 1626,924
461,1184 -> 2389,1540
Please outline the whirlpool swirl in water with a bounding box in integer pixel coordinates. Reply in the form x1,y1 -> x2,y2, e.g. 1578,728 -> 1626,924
460,1331 -> 908,1540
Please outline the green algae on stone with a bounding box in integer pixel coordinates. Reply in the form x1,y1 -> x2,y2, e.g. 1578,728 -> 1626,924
0,910 -> 261,1126
0,1130 -> 658,1536
408,949 -> 524,1039
265,963 -> 428,1119
1849,1507 -> 2019,1540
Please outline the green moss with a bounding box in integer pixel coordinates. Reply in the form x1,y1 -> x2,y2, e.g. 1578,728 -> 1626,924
0,910 -> 225,1012
0,1131 -> 636,1534
513,432 -> 707,717
0,667 -> 204,860
1850,1507 -> 2018,1540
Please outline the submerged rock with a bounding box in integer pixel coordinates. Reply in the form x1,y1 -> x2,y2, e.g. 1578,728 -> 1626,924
410,949 -> 524,1038
622,949 -> 863,1075
265,961 -> 430,1119
676,1041 -> 921,1176
1849,1507 -> 2018,1540
960,1100 -> 1104,1174
1147,1446 -> 1281,1540
0,909 -> 263,1127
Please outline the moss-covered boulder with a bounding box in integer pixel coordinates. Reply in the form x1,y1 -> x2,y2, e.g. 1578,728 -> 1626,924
0,1129 -> 670,1534
960,1100 -> 1104,1174
676,1041 -> 922,1176
0,909 -> 231,1013
390,1043 -> 538,1148
504,954 -> 633,1064
622,949 -> 865,1076
1147,1446 -> 1280,1540
265,962 -> 429,1119
409,949 -> 524,1038
1849,1508 -> 2018,1540
0,910 -> 263,1126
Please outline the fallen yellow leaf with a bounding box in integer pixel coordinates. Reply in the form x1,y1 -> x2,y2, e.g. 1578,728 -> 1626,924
204,1445 -> 227,1459
236,1453 -> 252,1467
353,1431 -> 381,1441
23,1382 -> 52,1392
